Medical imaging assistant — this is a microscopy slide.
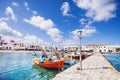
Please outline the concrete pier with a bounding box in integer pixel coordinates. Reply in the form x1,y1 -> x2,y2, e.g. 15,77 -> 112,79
52,53 -> 120,80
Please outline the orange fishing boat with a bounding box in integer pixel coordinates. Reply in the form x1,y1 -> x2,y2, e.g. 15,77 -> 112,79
33,58 -> 64,69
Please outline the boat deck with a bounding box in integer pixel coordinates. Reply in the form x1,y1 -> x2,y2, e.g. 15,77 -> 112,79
52,53 -> 120,80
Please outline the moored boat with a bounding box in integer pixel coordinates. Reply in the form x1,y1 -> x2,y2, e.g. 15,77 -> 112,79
33,58 -> 64,69
72,54 -> 86,59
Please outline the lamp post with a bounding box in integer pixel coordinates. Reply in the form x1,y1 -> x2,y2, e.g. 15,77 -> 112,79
77,30 -> 82,70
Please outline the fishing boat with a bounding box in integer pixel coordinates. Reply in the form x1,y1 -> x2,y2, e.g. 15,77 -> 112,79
33,58 -> 64,69
72,54 -> 86,59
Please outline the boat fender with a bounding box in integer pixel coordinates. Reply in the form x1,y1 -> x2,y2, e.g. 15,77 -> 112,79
33,58 -> 40,64
44,59 -> 49,62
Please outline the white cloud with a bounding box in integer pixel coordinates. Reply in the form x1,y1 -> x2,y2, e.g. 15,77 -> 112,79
24,16 -> 54,31
24,1 -> 30,11
1,34 -> 45,45
23,34 -> 44,45
0,18 -> 45,45
24,1 -> 37,15
5,6 -> 17,21
71,25 -> 96,39
0,19 -> 22,37
47,28 -> 63,43
79,18 -> 87,25
32,10 -> 37,15
72,0 -> 115,39
61,2 -> 73,17
80,18 -> 94,26
0,17 -> 9,21
24,16 -> 63,42
60,25 -> 97,46
11,2 -> 19,6
0,5 -> 44,45
61,25 -> 96,46
73,0 -> 116,21
63,39 -> 78,46
81,26 -> 96,36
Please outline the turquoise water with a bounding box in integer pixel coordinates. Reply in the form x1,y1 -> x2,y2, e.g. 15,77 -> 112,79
104,53 -> 120,71
0,52 -> 75,80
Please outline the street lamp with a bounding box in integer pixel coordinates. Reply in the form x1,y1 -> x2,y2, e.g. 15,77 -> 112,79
77,30 -> 82,70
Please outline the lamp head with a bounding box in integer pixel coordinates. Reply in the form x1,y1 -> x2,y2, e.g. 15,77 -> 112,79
77,30 -> 82,39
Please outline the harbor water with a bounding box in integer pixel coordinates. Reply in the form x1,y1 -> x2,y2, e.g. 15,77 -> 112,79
0,52 -> 78,80
104,53 -> 120,71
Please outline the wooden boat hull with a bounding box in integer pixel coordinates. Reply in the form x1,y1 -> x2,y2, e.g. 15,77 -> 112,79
72,56 -> 80,59
72,54 -> 86,59
35,60 -> 64,69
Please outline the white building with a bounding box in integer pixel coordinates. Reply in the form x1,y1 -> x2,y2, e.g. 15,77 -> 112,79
83,44 -> 120,53
63,44 -> 120,53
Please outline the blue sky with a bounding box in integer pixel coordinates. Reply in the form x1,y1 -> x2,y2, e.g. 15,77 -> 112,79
0,0 -> 120,46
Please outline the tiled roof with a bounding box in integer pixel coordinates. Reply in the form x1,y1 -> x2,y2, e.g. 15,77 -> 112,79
86,44 -> 105,46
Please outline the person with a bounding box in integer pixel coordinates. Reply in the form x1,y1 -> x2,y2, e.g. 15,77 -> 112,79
42,50 -> 48,58
54,52 -> 60,60
53,55 -> 58,60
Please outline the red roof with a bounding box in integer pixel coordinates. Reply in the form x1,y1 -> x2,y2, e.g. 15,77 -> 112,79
86,44 -> 105,46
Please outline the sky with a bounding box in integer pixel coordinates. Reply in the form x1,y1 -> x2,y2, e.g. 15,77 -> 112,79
0,0 -> 120,46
